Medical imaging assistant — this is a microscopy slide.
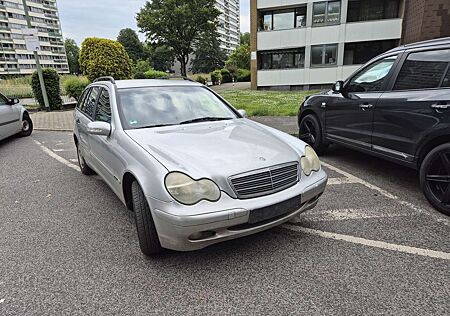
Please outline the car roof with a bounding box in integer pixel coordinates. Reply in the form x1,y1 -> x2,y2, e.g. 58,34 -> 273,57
387,36 -> 450,53
111,79 -> 203,89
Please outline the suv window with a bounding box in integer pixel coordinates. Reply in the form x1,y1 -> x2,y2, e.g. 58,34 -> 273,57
95,88 -> 111,123
346,55 -> 397,92
0,94 -> 8,105
83,87 -> 100,119
442,68 -> 450,87
77,88 -> 90,111
393,49 -> 450,90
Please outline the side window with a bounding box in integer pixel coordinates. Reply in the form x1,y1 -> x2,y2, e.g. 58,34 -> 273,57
83,87 -> 100,119
346,55 -> 397,93
77,88 -> 90,111
442,68 -> 450,88
95,88 -> 112,123
0,94 -> 8,105
393,49 -> 450,90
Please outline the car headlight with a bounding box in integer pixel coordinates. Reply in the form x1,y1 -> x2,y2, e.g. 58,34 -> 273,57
301,146 -> 321,176
165,172 -> 221,205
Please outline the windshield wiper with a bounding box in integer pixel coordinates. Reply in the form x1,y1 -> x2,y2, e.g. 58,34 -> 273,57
135,123 -> 176,129
179,117 -> 233,125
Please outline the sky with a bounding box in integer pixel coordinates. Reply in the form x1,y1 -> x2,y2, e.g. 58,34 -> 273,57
58,0 -> 250,45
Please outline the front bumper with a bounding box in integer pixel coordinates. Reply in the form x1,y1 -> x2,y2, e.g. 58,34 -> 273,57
150,169 -> 327,251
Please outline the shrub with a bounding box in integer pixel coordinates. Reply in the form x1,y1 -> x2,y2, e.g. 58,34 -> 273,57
31,68 -> 62,110
134,60 -> 152,74
237,69 -> 251,82
63,76 -> 90,101
195,75 -> 207,85
134,72 -> 147,79
210,70 -> 222,85
144,68 -> 169,79
79,37 -> 133,82
220,68 -> 232,83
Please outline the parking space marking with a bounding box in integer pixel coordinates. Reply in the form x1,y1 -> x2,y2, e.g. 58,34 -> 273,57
283,224 -> 450,260
327,177 -> 359,185
33,140 -> 80,172
52,148 -> 71,152
321,161 -> 450,226
292,208 -> 414,222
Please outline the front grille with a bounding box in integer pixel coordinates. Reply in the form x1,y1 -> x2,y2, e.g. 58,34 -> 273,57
229,162 -> 299,199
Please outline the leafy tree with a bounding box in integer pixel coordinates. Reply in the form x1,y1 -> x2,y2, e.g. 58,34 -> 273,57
191,30 -> 227,74
146,44 -> 174,72
31,68 -> 62,110
137,0 -> 221,77
79,37 -> 133,82
64,38 -> 80,74
117,28 -> 144,61
135,59 -> 152,74
226,44 -> 251,70
240,32 -> 250,46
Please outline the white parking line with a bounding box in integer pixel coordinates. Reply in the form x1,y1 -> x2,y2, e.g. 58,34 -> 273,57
292,208 -> 414,222
327,177 -> 359,185
33,140 -> 80,172
52,149 -> 71,152
283,224 -> 450,261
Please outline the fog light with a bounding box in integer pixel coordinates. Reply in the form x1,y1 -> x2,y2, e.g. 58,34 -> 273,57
189,231 -> 216,241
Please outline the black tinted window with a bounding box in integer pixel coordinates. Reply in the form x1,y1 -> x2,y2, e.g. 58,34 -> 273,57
77,89 -> 90,111
0,94 -> 8,105
442,68 -> 450,88
95,88 -> 111,123
84,87 -> 100,119
394,50 -> 450,90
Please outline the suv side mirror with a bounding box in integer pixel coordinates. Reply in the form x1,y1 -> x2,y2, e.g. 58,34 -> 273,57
8,98 -> 20,105
238,109 -> 248,118
332,81 -> 344,93
87,121 -> 111,136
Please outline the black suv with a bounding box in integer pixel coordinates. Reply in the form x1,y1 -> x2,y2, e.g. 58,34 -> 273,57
298,37 -> 450,216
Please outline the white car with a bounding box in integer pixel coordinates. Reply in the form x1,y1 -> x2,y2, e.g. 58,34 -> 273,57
0,93 -> 33,141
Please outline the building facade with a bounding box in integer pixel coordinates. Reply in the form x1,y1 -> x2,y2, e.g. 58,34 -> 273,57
0,0 -> 69,76
216,0 -> 240,54
250,0 -> 450,90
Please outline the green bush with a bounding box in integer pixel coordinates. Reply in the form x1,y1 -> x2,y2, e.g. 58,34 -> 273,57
79,37 -> 133,82
220,68 -> 232,83
195,75 -> 207,85
237,69 -> 251,82
134,60 -> 152,74
134,72 -> 147,79
144,68 -> 169,79
210,70 -> 222,85
31,68 -> 62,110
63,76 -> 90,101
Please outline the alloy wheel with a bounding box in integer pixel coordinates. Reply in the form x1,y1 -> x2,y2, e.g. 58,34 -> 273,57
425,150 -> 450,207
299,119 -> 317,146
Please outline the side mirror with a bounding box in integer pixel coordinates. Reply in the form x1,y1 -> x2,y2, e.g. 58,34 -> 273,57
8,98 -> 20,105
87,121 -> 111,136
332,80 -> 344,93
238,109 -> 248,118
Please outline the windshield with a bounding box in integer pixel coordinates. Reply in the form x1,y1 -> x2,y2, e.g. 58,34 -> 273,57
118,86 -> 238,129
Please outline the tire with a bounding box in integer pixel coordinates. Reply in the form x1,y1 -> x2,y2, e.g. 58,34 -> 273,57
19,113 -> 33,137
131,181 -> 163,255
76,143 -> 94,175
420,143 -> 450,216
299,114 -> 328,154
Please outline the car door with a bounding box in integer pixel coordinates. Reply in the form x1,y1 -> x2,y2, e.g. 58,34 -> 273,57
373,48 -> 450,163
0,94 -> 20,139
88,87 -> 124,196
324,55 -> 400,150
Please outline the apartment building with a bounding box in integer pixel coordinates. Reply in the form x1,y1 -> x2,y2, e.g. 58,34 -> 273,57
250,0 -> 450,90
0,0 -> 69,76
216,0 -> 240,54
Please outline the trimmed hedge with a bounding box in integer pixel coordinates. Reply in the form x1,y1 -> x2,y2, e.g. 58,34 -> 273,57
237,69 -> 251,82
63,76 -> 90,101
195,75 -> 207,85
220,68 -> 232,83
144,69 -> 169,79
210,70 -> 222,85
79,37 -> 133,82
31,68 -> 62,110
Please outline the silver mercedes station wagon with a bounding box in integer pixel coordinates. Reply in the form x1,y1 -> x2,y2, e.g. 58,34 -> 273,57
73,78 -> 327,255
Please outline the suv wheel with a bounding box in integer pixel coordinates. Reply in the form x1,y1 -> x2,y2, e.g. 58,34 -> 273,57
299,114 -> 328,154
420,143 -> 450,216
19,113 -> 33,137
76,143 -> 94,175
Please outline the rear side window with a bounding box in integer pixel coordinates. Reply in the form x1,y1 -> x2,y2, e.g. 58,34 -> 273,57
0,94 -> 8,105
83,87 -> 100,119
77,88 -> 90,111
393,49 -> 450,90
442,68 -> 450,87
95,88 -> 111,123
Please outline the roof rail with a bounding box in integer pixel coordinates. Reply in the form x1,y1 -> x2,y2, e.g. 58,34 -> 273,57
94,76 -> 116,84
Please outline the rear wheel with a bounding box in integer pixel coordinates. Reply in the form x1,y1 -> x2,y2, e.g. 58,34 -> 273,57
131,181 -> 163,255
19,113 -> 33,137
76,143 -> 94,175
420,143 -> 450,216
299,114 -> 328,154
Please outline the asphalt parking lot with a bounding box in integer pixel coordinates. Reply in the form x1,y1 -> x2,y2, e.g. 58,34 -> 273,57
1,131 -> 449,315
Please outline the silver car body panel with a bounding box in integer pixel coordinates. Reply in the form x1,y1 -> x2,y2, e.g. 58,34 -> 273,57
0,95 -> 27,141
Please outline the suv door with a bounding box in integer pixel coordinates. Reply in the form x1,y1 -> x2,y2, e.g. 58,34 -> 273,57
0,94 -> 20,139
373,48 -> 450,163
325,55 -> 399,150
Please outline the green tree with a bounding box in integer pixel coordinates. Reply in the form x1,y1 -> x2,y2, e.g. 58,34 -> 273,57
191,30 -> 227,74
79,37 -> 133,82
64,38 -> 80,74
240,32 -> 250,46
226,44 -> 251,70
31,68 -> 62,110
117,28 -> 144,61
145,44 -> 174,72
137,0 -> 221,77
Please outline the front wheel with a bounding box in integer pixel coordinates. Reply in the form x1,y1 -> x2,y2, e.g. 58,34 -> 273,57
19,113 -> 33,137
299,114 -> 328,154
420,143 -> 450,216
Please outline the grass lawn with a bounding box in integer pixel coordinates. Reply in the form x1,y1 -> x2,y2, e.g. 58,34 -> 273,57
218,89 -> 319,116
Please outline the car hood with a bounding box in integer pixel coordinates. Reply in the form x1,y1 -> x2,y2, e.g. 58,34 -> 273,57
125,119 -> 302,179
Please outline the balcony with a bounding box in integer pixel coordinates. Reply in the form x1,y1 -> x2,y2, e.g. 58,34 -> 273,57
257,28 -> 306,51
345,19 -> 402,42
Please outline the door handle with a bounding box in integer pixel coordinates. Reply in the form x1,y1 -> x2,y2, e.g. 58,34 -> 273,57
359,103 -> 373,110
431,103 -> 449,110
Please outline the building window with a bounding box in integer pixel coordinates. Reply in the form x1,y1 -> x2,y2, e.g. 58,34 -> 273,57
393,50 -> 450,91
313,1 -> 341,26
258,6 -> 307,31
347,0 -> 400,22
311,44 -> 338,66
258,49 -> 305,70
344,39 -> 399,65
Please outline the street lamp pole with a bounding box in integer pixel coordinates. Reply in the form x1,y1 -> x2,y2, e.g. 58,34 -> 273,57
21,0 -> 50,111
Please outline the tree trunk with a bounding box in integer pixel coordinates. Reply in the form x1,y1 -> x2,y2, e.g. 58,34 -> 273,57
180,58 -> 187,77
